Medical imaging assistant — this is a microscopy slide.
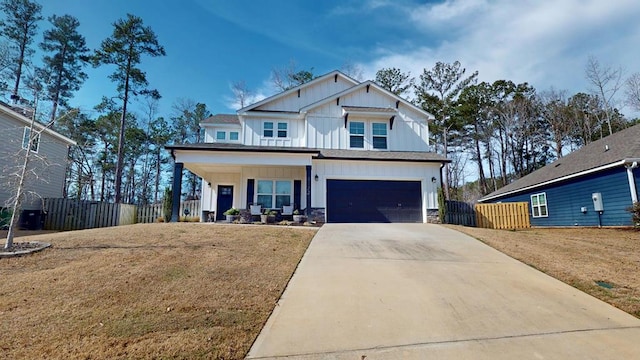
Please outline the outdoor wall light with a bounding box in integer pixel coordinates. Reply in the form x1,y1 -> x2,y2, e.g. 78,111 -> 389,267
314,174 -> 319,181
431,176 -> 437,183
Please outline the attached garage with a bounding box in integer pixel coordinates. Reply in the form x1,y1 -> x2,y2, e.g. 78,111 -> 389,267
326,179 -> 422,223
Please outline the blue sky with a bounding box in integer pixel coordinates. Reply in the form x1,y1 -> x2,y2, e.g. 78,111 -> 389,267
19,0 -> 640,120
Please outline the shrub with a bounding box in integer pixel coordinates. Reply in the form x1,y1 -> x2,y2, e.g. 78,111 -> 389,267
627,202 -> 640,228
0,208 -> 11,229
163,188 -> 172,223
223,208 -> 240,216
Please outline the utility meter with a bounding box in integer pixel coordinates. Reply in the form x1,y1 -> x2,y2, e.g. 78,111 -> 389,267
592,192 -> 604,212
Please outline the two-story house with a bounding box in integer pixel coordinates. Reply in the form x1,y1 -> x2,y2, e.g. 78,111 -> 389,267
0,103 -> 76,220
166,71 -> 449,223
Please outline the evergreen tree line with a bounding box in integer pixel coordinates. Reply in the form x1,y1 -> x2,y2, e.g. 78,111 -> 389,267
0,0 -> 207,205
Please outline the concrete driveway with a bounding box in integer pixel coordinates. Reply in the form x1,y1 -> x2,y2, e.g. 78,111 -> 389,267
247,224 -> 640,359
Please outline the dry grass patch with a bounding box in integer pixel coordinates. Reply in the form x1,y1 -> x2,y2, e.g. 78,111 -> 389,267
0,223 -> 315,359
449,226 -> 640,318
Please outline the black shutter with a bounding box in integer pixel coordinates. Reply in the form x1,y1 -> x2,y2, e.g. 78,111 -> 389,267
247,179 -> 255,208
294,180 -> 302,211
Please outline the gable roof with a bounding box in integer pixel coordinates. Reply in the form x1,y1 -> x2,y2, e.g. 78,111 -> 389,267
481,123 -> 640,201
200,114 -> 240,125
299,80 -> 434,120
237,70 -> 360,113
0,104 -> 76,146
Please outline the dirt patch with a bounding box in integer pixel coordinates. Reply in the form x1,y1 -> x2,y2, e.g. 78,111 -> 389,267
448,226 -> 640,318
0,223 -> 316,359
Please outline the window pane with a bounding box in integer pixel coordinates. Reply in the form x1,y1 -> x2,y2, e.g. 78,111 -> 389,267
275,181 -> 291,194
257,180 -> 273,194
373,136 -> 387,149
533,207 -> 540,217
276,195 -> 291,208
229,132 -> 239,140
277,130 -> 287,138
216,131 -> 226,140
531,196 -> 538,206
22,127 -> 30,149
539,193 -> 546,203
263,122 -> 273,137
350,136 -> 364,148
257,195 -> 272,208
277,123 -> 287,130
540,205 -> 548,216
349,122 -> 364,135
372,123 -> 387,136
31,134 -> 39,152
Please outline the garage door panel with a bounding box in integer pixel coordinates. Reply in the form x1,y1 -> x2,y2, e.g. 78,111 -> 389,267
326,180 -> 422,223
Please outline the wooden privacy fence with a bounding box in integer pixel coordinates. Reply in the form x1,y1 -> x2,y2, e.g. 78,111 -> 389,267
136,200 -> 201,223
444,200 -> 476,227
43,198 -> 136,231
475,202 -> 530,229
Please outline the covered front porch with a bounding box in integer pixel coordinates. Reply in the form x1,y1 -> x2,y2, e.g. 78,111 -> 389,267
167,145 -> 317,222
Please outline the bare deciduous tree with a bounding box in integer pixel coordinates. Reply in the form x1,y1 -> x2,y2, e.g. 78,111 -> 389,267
585,56 -> 624,136
625,72 -> 640,112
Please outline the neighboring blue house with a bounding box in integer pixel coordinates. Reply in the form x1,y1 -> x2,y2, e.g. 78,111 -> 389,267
479,124 -> 640,227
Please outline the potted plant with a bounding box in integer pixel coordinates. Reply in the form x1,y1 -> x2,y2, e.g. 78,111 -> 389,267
293,209 -> 304,223
223,208 -> 240,222
260,209 -> 270,224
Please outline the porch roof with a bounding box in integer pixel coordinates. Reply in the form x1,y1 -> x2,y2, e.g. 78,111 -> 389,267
165,143 -> 449,163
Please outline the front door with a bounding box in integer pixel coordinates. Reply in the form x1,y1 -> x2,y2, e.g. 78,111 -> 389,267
216,185 -> 234,220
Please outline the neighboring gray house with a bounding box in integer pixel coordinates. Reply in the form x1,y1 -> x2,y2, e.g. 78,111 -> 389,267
0,103 -> 76,213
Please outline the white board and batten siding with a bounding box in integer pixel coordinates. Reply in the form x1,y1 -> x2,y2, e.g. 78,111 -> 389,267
306,86 -> 430,151
311,159 -> 441,221
254,76 -> 356,112
241,117 -> 306,147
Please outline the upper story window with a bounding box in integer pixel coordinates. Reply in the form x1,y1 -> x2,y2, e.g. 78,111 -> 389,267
277,122 -> 288,138
22,127 -> 40,153
263,122 -> 274,137
229,131 -> 239,141
264,121 -> 288,138
349,121 -> 365,148
372,122 -> 387,149
531,193 -> 548,218
216,131 -> 226,140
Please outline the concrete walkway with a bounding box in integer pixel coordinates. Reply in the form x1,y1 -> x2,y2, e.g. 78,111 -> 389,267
247,224 -> 640,359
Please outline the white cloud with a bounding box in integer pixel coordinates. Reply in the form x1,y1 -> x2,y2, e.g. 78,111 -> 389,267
360,0 -> 640,113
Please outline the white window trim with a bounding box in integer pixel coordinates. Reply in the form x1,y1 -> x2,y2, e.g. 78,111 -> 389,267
229,131 -> 240,141
216,131 -> 226,141
22,126 -> 40,153
348,121 -> 366,149
262,121 -> 289,139
255,179 -> 293,209
372,122 -> 388,150
531,192 -> 548,218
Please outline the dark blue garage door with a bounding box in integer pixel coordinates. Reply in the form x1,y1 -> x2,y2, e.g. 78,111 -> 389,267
326,180 -> 422,223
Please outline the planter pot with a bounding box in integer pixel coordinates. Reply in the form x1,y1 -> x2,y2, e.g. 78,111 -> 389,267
293,215 -> 304,223
267,215 -> 276,223
260,214 -> 268,224
225,215 -> 236,223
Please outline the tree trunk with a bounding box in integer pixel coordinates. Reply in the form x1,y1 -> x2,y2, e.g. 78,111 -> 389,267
114,56 -> 132,203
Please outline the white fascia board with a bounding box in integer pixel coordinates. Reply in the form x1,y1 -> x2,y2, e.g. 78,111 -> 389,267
341,108 -> 397,118
480,160 -> 627,202
238,111 -> 304,120
174,150 -> 313,167
0,106 -> 76,145
200,123 -> 241,128
237,70 -> 359,113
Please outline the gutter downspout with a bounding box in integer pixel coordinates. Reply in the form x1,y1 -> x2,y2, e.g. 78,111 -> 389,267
625,159 -> 639,203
